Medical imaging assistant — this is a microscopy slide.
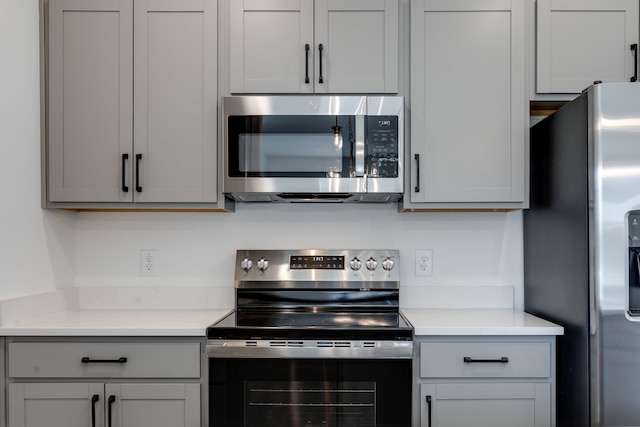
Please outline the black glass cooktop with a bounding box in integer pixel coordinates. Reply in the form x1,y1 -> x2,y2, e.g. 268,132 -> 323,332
206,309 -> 414,341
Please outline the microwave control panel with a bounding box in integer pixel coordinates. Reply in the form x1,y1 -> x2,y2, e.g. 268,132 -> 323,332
367,116 -> 399,178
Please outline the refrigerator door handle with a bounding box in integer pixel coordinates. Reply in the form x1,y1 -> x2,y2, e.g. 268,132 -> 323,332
627,248 -> 640,315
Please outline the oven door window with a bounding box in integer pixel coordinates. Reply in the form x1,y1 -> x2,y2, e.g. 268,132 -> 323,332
227,115 -> 356,178
246,380 -> 375,426
209,358 -> 411,427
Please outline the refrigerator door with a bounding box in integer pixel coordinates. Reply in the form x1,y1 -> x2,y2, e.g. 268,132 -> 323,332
526,83 -> 640,427
595,83 -> 640,426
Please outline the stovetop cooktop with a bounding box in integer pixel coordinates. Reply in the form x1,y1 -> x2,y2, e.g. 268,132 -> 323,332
206,309 -> 414,341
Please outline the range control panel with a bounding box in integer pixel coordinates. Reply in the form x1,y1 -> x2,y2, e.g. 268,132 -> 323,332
235,249 -> 400,288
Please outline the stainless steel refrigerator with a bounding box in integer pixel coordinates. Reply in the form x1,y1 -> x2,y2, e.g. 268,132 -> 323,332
525,82 -> 640,426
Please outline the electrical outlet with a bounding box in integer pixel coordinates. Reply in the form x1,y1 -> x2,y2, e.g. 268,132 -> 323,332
140,249 -> 158,277
415,249 -> 433,276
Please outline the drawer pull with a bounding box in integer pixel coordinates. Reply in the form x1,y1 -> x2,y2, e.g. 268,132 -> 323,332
463,356 -> 509,363
82,357 -> 128,364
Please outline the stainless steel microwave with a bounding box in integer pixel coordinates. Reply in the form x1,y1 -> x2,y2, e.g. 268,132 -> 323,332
222,96 -> 404,203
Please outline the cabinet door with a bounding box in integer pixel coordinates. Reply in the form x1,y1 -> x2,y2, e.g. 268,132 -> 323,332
133,0 -> 217,203
536,0 -> 639,94
9,383 -> 104,427
314,0 -> 398,93
409,0 -> 526,206
106,383 -> 200,427
421,383 -> 551,427
229,0 -> 314,93
48,0 -> 133,203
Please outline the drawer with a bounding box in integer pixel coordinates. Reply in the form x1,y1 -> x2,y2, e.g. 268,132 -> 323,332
8,341 -> 201,379
420,340 -> 551,379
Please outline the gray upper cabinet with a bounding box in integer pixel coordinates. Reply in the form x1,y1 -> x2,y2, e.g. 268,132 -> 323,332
228,0 -> 399,94
47,0 -> 133,204
403,0 -> 528,211
535,0 -> 639,96
46,0 -> 221,208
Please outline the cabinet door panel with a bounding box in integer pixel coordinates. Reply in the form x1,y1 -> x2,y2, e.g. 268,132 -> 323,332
48,0 -> 133,202
537,0 -> 639,93
421,383 -> 551,427
134,0 -> 217,203
106,383 -> 200,427
230,0 -> 314,93
314,0 -> 398,93
9,383 -> 104,427
410,0 -> 526,204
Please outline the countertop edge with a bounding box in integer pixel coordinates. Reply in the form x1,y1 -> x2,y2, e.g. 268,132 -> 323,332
403,308 -> 564,336
0,309 -> 232,337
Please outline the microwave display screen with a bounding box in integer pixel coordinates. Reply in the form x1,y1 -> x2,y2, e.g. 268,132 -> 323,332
367,116 -> 399,178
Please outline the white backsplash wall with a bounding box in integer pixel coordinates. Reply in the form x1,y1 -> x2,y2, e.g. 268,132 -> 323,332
75,204 -> 524,309
0,0 -> 76,300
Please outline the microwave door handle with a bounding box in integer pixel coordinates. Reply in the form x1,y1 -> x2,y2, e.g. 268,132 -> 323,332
355,115 -> 365,177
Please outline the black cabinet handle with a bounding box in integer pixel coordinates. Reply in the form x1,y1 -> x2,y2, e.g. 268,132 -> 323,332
108,395 -> 116,427
91,394 -> 99,427
463,356 -> 509,363
135,153 -> 142,192
304,44 -> 310,84
318,44 -> 324,84
121,154 -> 129,192
631,44 -> 638,82
425,395 -> 432,427
82,357 -> 128,364
414,154 -> 420,193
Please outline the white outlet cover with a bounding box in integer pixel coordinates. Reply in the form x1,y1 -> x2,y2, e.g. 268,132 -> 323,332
140,249 -> 158,277
415,249 -> 433,277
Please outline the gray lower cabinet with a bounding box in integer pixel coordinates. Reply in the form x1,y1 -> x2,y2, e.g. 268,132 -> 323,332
6,339 -> 205,427
417,336 -> 556,427
9,383 -> 199,427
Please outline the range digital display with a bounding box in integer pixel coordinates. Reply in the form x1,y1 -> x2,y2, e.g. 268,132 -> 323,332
290,255 -> 345,270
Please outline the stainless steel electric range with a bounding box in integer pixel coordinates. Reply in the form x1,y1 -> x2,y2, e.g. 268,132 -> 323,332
206,249 -> 413,427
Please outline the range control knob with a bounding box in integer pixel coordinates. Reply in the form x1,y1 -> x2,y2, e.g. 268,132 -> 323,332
366,257 -> 378,271
382,257 -> 395,271
349,257 -> 362,271
257,257 -> 269,272
240,257 -> 253,272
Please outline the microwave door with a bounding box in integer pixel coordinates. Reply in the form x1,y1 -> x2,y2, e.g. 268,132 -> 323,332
228,115 -> 357,179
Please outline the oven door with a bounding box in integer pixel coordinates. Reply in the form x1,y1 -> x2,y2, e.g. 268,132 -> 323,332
209,358 -> 412,427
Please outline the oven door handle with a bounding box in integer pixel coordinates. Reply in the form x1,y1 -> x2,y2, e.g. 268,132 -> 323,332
207,340 -> 413,359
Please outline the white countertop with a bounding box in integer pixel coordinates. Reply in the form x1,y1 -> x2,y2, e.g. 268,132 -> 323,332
402,308 -> 563,336
0,309 -> 232,337
0,304 -> 562,337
